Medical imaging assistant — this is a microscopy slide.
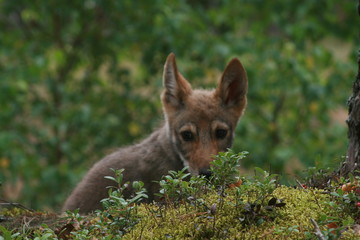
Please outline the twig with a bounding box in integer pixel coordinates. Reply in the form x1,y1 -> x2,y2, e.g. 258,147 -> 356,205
0,199 -> 34,212
310,218 -> 326,240
143,204 -> 159,226
308,188 -> 323,210
295,179 -> 308,191
295,180 -> 323,210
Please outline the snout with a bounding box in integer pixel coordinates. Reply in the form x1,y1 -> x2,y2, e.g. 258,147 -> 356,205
199,168 -> 212,178
186,145 -> 218,178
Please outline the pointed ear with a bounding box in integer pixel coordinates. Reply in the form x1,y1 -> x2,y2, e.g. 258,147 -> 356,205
162,53 -> 192,108
215,58 -> 248,108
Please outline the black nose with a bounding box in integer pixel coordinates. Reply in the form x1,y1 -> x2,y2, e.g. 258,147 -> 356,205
199,168 -> 212,178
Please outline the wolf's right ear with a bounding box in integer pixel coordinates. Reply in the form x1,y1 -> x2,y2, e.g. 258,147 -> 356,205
162,53 -> 192,108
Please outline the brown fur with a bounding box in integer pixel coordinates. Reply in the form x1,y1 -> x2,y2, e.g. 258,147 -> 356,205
62,53 -> 248,213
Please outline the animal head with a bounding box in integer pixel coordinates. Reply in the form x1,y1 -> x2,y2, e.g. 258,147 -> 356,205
161,53 -> 248,176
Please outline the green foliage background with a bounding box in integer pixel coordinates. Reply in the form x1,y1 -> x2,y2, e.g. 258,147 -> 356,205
0,0 -> 357,210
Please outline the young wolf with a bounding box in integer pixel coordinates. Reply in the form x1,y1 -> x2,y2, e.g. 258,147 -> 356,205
62,53 -> 248,213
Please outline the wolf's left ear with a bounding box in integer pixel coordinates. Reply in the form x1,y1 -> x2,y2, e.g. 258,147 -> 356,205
215,58 -> 248,108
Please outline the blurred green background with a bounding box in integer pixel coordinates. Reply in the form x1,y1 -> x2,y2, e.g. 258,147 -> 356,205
0,0 -> 357,211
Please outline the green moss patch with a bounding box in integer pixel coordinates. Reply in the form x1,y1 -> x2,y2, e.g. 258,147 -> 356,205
124,186 -> 348,239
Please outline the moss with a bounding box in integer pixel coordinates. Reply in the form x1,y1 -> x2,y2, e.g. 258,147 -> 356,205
123,186 -> 358,240
1,185 -> 359,239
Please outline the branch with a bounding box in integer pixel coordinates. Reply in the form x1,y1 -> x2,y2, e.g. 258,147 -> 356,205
310,218 -> 326,240
0,199 -> 34,212
295,179 -> 308,191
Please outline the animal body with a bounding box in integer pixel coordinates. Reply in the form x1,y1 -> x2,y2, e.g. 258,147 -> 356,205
62,53 -> 248,213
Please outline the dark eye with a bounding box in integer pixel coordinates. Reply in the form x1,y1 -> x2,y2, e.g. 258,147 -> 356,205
215,129 -> 227,139
181,131 -> 194,142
